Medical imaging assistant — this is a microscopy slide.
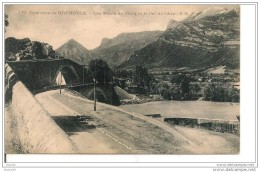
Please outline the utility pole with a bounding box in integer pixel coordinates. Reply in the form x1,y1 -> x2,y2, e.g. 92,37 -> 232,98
94,61 -> 97,111
59,65 -> 62,94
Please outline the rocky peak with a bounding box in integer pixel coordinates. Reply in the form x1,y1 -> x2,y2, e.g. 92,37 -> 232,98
5,37 -> 62,61
56,38 -> 94,65
184,7 -> 236,21
166,20 -> 180,29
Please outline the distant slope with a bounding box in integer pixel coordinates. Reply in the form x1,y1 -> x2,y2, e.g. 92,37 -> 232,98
120,7 -> 240,70
114,86 -> 135,100
56,39 -> 95,65
91,31 -> 163,68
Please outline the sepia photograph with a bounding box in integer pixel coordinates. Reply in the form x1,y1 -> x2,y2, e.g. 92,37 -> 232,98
4,3 -> 241,156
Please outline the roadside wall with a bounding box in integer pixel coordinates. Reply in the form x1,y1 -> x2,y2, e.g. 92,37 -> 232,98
6,65 -> 79,153
163,117 -> 240,134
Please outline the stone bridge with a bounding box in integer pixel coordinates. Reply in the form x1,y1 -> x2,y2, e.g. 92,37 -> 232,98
7,59 -> 84,91
6,59 -> 120,105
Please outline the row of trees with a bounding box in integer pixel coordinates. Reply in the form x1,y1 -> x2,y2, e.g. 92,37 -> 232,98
153,81 -> 239,102
151,82 -> 201,101
159,74 -> 200,100
150,73 -> 240,102
203,84 -> 239,102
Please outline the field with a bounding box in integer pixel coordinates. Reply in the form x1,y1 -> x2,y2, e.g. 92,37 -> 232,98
207,66 -> 226,74
120,100 -> 239,121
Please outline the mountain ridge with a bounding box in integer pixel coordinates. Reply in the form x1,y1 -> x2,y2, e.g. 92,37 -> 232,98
91,30 -> 163,68
56,7 -> 240,70
56,39 -> 95,65
120,7 -> 240,70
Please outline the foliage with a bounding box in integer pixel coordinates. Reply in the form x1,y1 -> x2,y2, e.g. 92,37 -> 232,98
114,69 -> 133,79
88,59 -> 113,85
171,74 -> 182,84
31,42 -> 49,59
5,14 -> 9,32
170,86 -> 181,100
203,84 -> 239,102
134,65 -> 151,92
180,75 -> 190,97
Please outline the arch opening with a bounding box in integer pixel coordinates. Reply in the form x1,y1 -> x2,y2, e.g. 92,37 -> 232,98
54,65 -> 80,86
87,87 -> 108,103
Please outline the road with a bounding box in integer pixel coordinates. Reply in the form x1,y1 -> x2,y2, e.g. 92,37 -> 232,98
35,89 -> 239,154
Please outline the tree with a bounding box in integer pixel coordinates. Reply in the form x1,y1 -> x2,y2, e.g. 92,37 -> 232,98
161,89 -> 171,100
171,86 -> 181,100
134,65 -> 150,92
88,59 -> 113,86
203,84 -> 240,102
180,75 -> 190,98
203,85 -> 212,101
114,69 -> 133,80
31,42 -> 48,59
229,88 -> 240,102
171,74 -> 182,84
189,83 -> 201,99
5,14 -> 9,32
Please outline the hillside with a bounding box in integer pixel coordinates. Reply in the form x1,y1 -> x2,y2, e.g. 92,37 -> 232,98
91,31 -> 163,68
5,37 -> 63,61
120,7 -> 240,70
56,39 -> 95,65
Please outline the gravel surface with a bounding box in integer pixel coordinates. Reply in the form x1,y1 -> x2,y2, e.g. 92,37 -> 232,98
34,89 -> 240,154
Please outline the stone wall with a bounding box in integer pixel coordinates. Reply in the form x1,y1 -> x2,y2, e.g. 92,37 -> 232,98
5,65 -> 79,153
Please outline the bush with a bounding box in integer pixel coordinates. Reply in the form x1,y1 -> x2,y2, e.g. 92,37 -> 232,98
203,84 -> 239,102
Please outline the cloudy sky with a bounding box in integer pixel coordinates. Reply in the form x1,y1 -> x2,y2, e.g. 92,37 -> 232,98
5,4 -> 238,50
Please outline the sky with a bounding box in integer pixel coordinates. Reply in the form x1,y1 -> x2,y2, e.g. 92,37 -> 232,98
5,4 -> 238,50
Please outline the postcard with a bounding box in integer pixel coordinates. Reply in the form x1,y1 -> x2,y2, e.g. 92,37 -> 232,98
2,2 -> 258,170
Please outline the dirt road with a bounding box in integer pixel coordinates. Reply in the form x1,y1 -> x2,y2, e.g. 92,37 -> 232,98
35,89 -> 239,154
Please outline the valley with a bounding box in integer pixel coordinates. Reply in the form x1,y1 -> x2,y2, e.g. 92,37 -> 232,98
4,6 -> 241,155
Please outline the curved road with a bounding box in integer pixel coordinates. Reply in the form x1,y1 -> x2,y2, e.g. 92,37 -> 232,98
35,89 -> 239,154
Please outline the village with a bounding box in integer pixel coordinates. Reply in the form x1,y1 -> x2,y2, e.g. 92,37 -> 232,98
113,65 -> 240,104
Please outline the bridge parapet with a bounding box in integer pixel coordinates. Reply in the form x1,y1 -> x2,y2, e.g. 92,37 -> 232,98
6,59 -> 84,92
5,59 -> 120,106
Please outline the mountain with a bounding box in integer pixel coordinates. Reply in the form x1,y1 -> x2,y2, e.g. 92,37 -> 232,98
120,7 -> 240,70
56,39 -> 95,65
91,31 -> 163,68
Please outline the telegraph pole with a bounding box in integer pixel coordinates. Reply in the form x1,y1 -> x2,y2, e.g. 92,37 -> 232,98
59,65 -> 62,94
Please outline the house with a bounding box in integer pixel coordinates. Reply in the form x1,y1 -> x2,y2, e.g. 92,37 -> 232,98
233,82 -> 240,90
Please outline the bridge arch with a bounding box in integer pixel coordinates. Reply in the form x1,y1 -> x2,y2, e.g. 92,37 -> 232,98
54,64 -> 80,85
87,87 -> 108,103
